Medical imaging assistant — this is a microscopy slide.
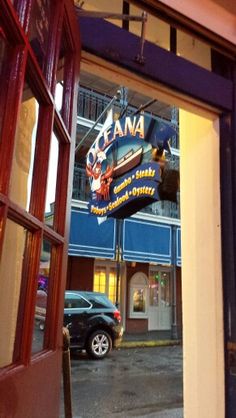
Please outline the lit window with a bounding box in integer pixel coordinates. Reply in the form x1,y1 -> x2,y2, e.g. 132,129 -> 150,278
129,273 -> 148,318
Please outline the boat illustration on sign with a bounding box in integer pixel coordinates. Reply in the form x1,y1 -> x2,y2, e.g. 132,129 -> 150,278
113,146 -> 143,178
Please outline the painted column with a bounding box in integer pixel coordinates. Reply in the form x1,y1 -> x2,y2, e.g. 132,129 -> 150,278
179,110 -> 225,418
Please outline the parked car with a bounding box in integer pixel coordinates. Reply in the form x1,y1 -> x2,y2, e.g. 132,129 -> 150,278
64,291 -> 123,359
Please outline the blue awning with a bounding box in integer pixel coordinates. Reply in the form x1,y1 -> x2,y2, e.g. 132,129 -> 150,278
69,209 -> 116,259
69,207 -> 180,266
122,218 -> 172,264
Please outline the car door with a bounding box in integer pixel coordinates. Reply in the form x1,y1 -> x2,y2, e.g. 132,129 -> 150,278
64,292 -> 92,347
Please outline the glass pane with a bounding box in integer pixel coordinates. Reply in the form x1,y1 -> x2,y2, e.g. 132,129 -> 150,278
177,30 -> 211,70
44,132 -> 59,226
133,289 -> 146,313
160,272 -> 171,306
129,5 -> 170,51
0,219 -> 27,367
55,25 -> 67,114
9,83 -> 39,211
94,267 -> 106,293
149,272 -> 159,307
79,0 -> 123,28
28,0 -> 52,69
32,239 -> 51,354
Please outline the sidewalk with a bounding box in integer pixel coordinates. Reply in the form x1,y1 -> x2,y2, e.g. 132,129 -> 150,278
120,331 -> 181,348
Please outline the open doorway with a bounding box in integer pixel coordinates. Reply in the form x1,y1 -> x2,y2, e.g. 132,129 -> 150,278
65,56 -> 224,417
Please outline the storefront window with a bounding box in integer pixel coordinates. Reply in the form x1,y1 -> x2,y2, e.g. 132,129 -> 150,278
9,83 -> 39,211
32,239 -> 51,354
133,289 -> 146,313
94,267 -> 106,294
108,268 -> 117,304
0,219 -> 27,367
94,264 -> 119,304
129,272 -> 148,318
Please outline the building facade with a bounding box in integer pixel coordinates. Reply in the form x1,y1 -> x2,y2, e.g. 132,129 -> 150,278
67,84 -> 182,337
1,1 -> 236,417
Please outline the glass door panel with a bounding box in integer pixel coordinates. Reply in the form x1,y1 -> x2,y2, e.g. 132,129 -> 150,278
9,83 -> 39,211
0,219 -> 28,367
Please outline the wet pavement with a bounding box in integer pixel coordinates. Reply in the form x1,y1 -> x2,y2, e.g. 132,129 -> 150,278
60,345 -> 183,418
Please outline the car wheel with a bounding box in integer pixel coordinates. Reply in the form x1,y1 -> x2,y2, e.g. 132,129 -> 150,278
86,330 -> 112,359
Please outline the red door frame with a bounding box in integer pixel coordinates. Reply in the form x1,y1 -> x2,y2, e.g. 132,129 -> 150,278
0,1 -> 80,417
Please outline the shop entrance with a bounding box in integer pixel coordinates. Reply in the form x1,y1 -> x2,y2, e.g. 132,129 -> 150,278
148,271 -> 171,331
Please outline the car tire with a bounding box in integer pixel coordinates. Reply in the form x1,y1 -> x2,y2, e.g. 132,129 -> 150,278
86,330 -> 112,359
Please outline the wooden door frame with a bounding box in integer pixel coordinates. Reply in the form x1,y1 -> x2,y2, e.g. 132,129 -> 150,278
0,1 -> 80,417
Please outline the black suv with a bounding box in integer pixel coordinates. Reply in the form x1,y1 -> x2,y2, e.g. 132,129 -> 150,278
64,291 -> 123,359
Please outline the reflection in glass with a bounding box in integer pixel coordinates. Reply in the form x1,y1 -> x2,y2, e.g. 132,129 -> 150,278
133,289 -> 145,312
55,27 -> 66,114
9,84 -> 39,211
44,132 -> 59,226
29,0 -> 51,69
0,219 -> 27,367
55,81 -> 63,112
32,239 -> 51,354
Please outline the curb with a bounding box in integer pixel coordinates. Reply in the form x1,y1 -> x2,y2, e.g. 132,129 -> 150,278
120,340 -> 181,349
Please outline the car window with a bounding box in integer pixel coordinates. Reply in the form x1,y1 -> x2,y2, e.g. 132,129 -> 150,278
89,294 -> 115,309
65,294 -> 91,309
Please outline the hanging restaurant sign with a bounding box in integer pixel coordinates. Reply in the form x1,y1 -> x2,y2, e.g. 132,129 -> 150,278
86,114 -> 177,219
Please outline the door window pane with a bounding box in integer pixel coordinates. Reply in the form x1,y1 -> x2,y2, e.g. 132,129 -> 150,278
0,219 -> 27,367
44,132 -> 59,226
149,270 -> 171,307
9,84 -> 39,211
149,281 -> 159,307
32,239 -> 51,354
160,272 -> 171,307
28,0 -> 52,70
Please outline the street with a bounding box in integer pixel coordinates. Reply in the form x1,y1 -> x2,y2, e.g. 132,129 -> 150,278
60,345 -> 183,418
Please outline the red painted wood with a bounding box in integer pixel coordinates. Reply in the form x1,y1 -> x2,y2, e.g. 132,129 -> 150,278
0,0 -> 81,416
